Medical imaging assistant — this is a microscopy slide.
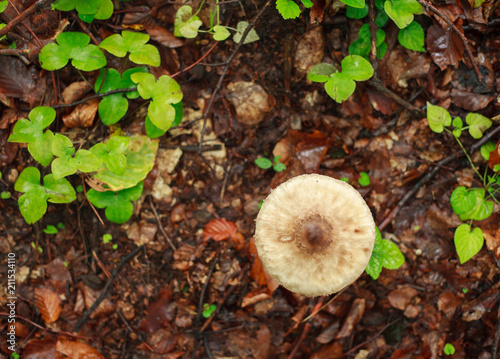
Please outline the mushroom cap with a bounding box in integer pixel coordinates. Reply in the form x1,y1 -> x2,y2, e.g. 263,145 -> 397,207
254,174 -> 376,297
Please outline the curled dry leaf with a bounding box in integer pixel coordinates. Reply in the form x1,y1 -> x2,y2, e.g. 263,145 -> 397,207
62,81 -> 93,104
426,23 -> 464,71
202,218 -> 244,249
34,287 -> 62,323
62,98 -> 99,128
56,339 -> 104,359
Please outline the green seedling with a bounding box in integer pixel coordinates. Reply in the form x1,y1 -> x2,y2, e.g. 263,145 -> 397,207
52,0 -> 113,22
366,227 -> 405,279
31,242 -> 43,254
384,0 -> 422,29
15,167 -> 76,224
39,32 -> 107,71
103,233 -> 113,244
427,103 -> 496,264
86,182 -> 144,223
1,191 -> 11,199
99,31 -> 160,66
94,67 -> 147,125
340,177 -> 349,182
358,172 -> 371,186
174,5 -> 203,39
202,303 -> 217,318
90,136 -> 129,176
57,222 -> 65,229
255,156 -> 286,172
349,24 -> 387,60
131,73 -> 183,131
44,225 -> 58,234
51,134 -> 101,179
308,55 -> 374,103
398,21 -> 425,52
276,0 -> 312,19
462,288 -> 468,294
112,244 -> 118,250
444,343 -> 455,355
8,106 -> 56,166
76,185 -> 84,193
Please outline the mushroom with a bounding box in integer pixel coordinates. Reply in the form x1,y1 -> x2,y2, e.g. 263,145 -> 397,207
254,174 -> 376,297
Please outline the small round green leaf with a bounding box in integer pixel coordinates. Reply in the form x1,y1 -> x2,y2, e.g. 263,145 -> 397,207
341,55 -> 374,81
480,141 -> 496,161
212,25 -> 231,41
255,157 -> 273,169
308,63 -> 337,83
325,73 -> 356,103
450,186 -> 476,215
454,224 -> 483,264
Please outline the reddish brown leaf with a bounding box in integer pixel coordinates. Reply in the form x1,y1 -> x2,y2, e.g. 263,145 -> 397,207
426,22 -> 464,71
248,238 -> 279,294
202,218 -> 238,242
487,139 -> 500,170
23,338 -> 57,359
388,286 -> 418,311
145,23 -> 184,48
62,81 -> 92,104
35,287 -> 62,323
450,89 -> 495,111
336,298 -> 366,338
139,287 -> 176,333
56,339 -> 104,359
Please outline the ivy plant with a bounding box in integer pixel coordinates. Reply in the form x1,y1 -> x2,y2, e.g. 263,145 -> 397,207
94,67 -> 147,125
51,134 -> 101,179
308,55 -> 374,103
39,32 -> 107,71
427,103 -> 496,263
8,106 -> 56,166
86,182 -> 144,223
15,167 -> 76,224
366,227 -> 405,280
52,0 -> 113,23
99,31 -> 160,67
131,73 -> 183,131
349,24 -> 387,60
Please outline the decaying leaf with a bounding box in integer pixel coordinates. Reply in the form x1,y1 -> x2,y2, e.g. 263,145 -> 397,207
62,98 -> 99,128
56,339 -> 104,359
34,287 -> 62,323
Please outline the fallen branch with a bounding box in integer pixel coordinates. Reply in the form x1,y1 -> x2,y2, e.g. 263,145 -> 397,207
368,78 -> 425,117
72,245 -> 144,332
416,0 -> 483,82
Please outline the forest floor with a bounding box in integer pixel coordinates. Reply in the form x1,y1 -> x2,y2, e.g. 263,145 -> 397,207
0,0 -> 500,358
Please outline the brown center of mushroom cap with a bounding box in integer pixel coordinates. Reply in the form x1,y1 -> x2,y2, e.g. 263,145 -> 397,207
293,214 -> 333,254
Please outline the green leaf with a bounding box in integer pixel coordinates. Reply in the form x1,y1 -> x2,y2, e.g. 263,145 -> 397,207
273,163 -> 287,172
87,182 -> 143,223
212,25 -> 231,41
103,233 -> 113,243
145,101 -> 183,138
76,0 -> 100,14
340,0 -> 365,8
255,157 -> 273,169
384,0 -> 422,29
308,63 -> 337,83
458,188 -> 494,221
0,1 -> 8,13
444,343 -> 455,356
452,116 -> 463,129
347,4 -> 369,18
28,131 -> 55,166
450,186 -> 476,215
398,21 -> 424,52
1,191 -> 11,199
366,228 -> 405,279
14,167 -> 75,224
39,32 -> 106,71
91,136 -> 129,176
426,102 -> 451,133
466,113 -> 492,139
94,0 -> 113,20
301,0 -> 313,7
44,225 -> 58,234
325,72 -> 356,103
233,21 -> 260,44
276,0 -> 301,19
131,72 -> 183,131
99,31 -> 160,66
480,141 -> 496,161
74,149 -> 101,172
349,25 -> 386,60
375,10 -> 389,26
174,5 -> 202,39
341,55 -> 374,81
8,106 -> 56,143
454,224 -> 483,264
51,134 -> 101,179
91,135 -> 159,191
358,171 -> 370,186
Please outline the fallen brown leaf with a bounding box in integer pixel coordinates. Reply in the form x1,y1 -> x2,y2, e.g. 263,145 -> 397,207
34,287 -> 62,323
56,339 -> 104,359
62,98 -> 99,128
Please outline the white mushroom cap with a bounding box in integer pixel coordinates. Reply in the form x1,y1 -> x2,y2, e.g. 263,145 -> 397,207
254,174 -> 376,297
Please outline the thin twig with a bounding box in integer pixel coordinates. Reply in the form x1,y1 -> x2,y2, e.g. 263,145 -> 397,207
52,88 -> 136,109
368,0 -> 378,72
0,0 -> 56,39
72,13 -> 99,45
198,0 -> 273,154
171,42 -> 218,78
416,0 -> 483,82
192,253 -> 219,359
379,125 -> 500,230
0,48 -> 30,64
72,245 -> 144,332
288,298 -> 325,359
343,318 -> 401,355
148,196 -> 176,250
368,78 -> 424,117
81,174 -> 105,226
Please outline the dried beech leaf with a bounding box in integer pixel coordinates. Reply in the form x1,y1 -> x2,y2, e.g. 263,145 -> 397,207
202,218 -> 238,242
62,81 -> 93,104
62,98 -> 99,128
56,339 -> 104,359
35,287 -> 62,323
